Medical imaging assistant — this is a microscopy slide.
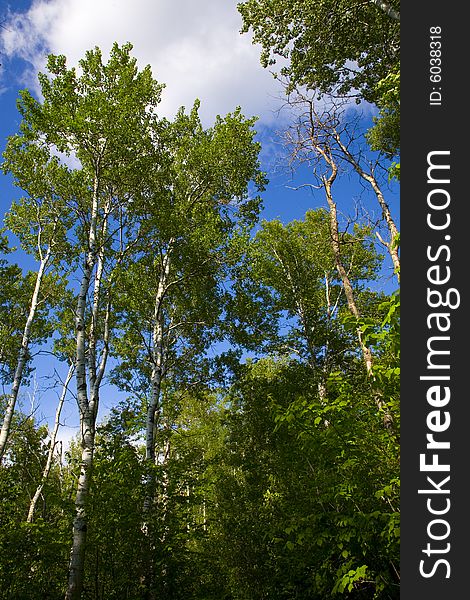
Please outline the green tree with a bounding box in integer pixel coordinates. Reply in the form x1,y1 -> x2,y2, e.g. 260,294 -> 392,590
0,21 -> 401,598
209,355 -> 399,599
0,136 -> 75,462
5,42 -> 163,599
0,410 -> 72,599
110,99 -> 265,597
238,0 -> 399,103
229,209 -> 382,386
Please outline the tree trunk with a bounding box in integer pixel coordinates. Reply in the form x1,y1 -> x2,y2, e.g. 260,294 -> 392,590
27,362 -> 74,523
67,286 -> 111,600
142,244 -> 172,600
323,172 -> 374,374
66,413 -> 95,600
371,0 -> 400,21
65,175 -> 100,600
324,173 -> 392,426
333,132 -> 400,281
0,246 -> 52,462
146,246 -> 172,465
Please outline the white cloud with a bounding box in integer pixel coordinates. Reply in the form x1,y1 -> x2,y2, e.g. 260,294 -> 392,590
1,0 -> 285,126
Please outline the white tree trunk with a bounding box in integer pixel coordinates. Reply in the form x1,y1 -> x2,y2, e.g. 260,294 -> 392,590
0,245 -> 52,462
143,244 -> 173,600
65,176 -> 101,600
66,273 -> 111,599
371,0 -> 400,21
333,133 -> 400,281
146,246 -> 172,464
66,417 -> 95,600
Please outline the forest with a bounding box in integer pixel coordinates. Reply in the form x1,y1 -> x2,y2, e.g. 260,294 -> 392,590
0,1 -> 400,599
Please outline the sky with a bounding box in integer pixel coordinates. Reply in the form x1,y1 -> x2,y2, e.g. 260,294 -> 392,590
0,0 -> 399,447
0,0 -> 287,126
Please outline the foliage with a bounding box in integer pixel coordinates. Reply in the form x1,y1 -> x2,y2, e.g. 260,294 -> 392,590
198,356 -> 399,598
366,68 -> 400,179
228,209 -> 383,368
237,0 -> 400,103
0,35 -> 399,599
0,413 -> 71,598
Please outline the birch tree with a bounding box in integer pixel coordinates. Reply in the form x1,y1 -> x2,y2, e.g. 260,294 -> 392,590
0,141 -> 73,462
6,42 -> 163,599
111,100 -> 265,596
285,95 -> 400,281
283,98 -> 395,425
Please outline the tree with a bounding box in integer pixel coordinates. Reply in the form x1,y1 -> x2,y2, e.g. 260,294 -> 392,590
0,138 -> 73,462
209,356 -> 399,598
5,42 -> 163,599
229,210 -> 382,398
238,0 -> 400,103
0,18 -> 401,596
280,98 -> 397,425
111,99 -> 265,596
283,94 -> 399,281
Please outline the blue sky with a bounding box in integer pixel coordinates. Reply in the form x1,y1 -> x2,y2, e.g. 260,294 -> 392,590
0,0 -> 399,445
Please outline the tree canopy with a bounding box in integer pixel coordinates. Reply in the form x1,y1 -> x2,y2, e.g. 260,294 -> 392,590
237,0 -> 400,102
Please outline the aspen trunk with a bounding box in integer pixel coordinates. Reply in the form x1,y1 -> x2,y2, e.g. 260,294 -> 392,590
146,308 -> 165,465
303,105 -> 394,426
323,172 -> 374,374
67,274 -> 111,598
333,133 -> 400,281
143,245 -> 172,600
324,174 -> 393,427
65,176 -> 101,600
66,414 -> 95,600
27,362 -> 74,523
146,247 -> 172,464
0,246 -> 52,462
